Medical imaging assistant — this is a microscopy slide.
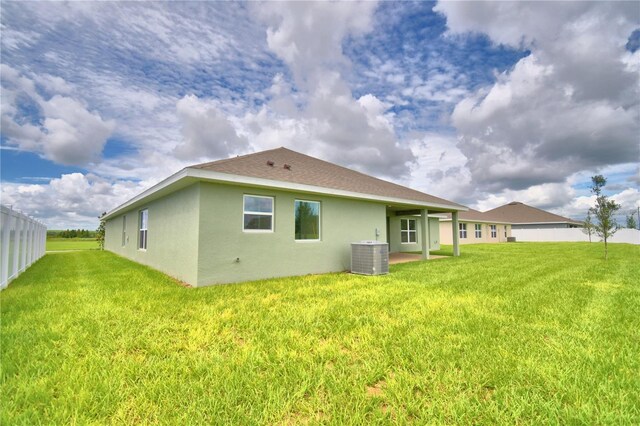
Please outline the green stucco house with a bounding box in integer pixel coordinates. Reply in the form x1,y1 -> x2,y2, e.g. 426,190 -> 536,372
103,148 -> 467,286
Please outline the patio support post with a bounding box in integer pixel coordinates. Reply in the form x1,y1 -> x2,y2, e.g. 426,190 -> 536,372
452,211 -> 460,257
421,209 -> 429,260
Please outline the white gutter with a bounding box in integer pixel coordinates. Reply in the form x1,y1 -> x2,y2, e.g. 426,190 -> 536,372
103,167 -> 467,220
103,169 -> 190,220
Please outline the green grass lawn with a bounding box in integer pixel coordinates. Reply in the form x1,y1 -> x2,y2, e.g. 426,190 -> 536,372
46,237 -> 98,251
1,243 -> 638,424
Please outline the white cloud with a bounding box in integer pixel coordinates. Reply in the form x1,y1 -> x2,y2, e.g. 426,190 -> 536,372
437,1 -> 640,192
1,173 -> 147,229
250,1 -> 414,179
256,1 -> 376,89
34,73 -> 75,95
613,188 -> 640,212
474,182 -> 577,212
407,132 -> 472,202
1,66 -> 115,165
41,96 -> 115,165
173,94 -> 249,161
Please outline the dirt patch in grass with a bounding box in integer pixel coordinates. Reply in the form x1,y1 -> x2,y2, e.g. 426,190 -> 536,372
367,378 -> 386,397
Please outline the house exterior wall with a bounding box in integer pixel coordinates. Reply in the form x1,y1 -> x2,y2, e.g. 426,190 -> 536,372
388,216 -> 440,253
196,182 -> 387,286
440,221 -> 511,245
104,184 -> 200,284
511,223 -> 578,230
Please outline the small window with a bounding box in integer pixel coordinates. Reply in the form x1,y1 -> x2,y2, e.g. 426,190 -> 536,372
459,223 -> 467,239
295,200 -> 320,241
490,225 -> 497,238
401,218 -> 417,243
243,195 -> 274,232
504,225 -> 507,238
122,215 -> 127,246
475,224 -> 482,238
138,209 -> 148,250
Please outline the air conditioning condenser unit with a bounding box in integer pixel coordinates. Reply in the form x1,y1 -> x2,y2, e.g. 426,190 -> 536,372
351,241 -> 389,275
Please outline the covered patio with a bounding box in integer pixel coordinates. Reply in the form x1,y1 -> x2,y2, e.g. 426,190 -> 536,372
386,205 -> 463,260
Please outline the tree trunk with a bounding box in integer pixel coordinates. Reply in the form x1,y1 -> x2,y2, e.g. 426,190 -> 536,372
604,238 -> 608,260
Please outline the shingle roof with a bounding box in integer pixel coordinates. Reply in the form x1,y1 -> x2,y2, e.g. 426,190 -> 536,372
442,208 -> 510,223
484,202 -> 582,225
190,147 -> 465,210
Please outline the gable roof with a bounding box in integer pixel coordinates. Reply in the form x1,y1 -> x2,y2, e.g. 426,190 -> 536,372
441,208 -> 511,224
484,202 -> 583,225
104,147 -> 466,220
190,147 -> 465,209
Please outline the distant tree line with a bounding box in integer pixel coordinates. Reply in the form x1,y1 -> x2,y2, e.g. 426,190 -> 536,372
47,229 -> 97,238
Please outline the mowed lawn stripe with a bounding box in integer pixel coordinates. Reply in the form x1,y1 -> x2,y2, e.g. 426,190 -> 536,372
1,243 -> 638,424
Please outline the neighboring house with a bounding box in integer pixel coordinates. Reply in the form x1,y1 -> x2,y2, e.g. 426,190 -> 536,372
439,209 -> 512,245
485,202 -> 583,229
103,148 -> 467,287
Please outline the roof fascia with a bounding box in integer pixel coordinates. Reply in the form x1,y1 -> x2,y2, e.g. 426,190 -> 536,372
102,169 -> 190,220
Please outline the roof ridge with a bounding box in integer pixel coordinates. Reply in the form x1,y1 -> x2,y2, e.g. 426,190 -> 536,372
189,146 -> 287,169
193,146 -> 447,201
276,148 -> 425,194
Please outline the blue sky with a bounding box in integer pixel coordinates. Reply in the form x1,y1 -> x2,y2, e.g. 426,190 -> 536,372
1,1 -> 638,229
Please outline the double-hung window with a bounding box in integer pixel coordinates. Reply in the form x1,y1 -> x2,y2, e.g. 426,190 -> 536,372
475,224 -> 482,238
504,225 -> 508,238
138,209 -> 148,250
459,223 -> 467,239
401,218 -> 417,243
243,195 -> 274,232
490,225 -> 497,238
295,200 -> 320,241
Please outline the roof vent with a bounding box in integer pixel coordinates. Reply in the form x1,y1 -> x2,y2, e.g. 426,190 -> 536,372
267,160 -> 274,166
283,164 -> 291,170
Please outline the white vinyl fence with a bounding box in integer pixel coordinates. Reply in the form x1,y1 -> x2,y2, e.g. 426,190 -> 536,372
512,227 -> 640,245
1,205 -> 47,289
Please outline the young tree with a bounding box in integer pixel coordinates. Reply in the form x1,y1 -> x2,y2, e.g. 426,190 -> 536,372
96,212 -> 107,250
625,213 -> 637,229
582,210 -> 594,242
589,175 -> 620,260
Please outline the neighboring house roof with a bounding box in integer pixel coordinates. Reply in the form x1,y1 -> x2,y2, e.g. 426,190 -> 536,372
484,202 -> 583,225
104,147 -> 467,220
441,208 -> 511,224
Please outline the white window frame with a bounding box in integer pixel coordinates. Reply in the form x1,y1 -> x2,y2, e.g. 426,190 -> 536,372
243,194 -> 274,233
294,199 -> 321,242
401,218 -> 417,244
138,209 -> 148,251
122,215 -> 127,247
475,224 -> 482,238
459,223 -> 467,239
504,225 -> 508,238
490,225 -> 497,238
